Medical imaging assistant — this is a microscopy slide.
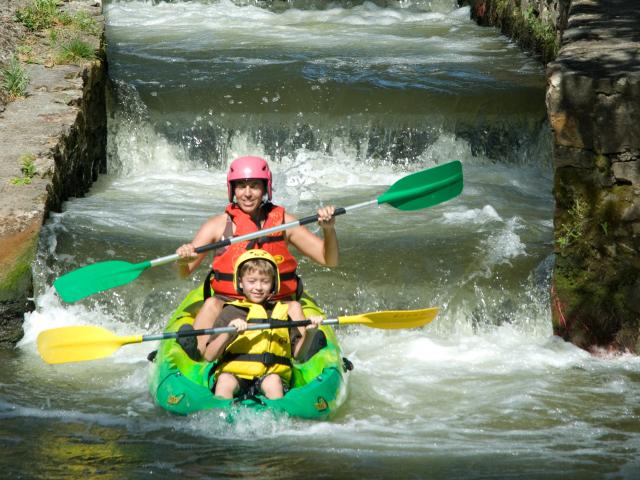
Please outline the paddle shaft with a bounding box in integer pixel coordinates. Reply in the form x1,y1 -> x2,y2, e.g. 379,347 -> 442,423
148,200 -> 377,268
141,318 -> 337,342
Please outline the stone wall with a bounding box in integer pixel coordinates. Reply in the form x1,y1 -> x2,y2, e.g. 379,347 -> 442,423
0,3 -> 106,346
461,0 -> 640,353
461,0 -> 570,64
546,0 -> 640,352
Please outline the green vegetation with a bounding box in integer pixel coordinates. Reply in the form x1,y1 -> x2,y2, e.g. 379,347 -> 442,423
488,0 -> 559,62
523,6 -> 558,58
15,0 -> 60,31
556,195 -> 589,251
14,0 -> 99,66
69,10 -> 99,35
494,0 -> 510,17
57,38 -> 95,63
15,45 -> 36,64
1,56 -> 29,98
16,0 -> 98,34
11,154 -> 37,186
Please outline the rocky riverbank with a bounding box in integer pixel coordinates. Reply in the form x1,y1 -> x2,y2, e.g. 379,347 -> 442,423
0,0 -> 106,345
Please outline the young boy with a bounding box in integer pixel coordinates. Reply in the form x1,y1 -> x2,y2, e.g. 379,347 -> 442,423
181,249 -> 321,400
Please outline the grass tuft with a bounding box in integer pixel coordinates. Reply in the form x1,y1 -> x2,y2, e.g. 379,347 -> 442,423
57,38 -> 95,63
2,56 -> 29,98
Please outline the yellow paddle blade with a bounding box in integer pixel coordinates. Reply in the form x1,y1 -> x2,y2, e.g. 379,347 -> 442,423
337,308 -> 439,329
37,326 -> 143,365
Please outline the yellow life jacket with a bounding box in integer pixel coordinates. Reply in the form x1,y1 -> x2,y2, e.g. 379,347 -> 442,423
214,299 -> 292,383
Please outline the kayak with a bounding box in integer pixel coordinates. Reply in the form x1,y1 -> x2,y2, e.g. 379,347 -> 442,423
148,287 -> 350,419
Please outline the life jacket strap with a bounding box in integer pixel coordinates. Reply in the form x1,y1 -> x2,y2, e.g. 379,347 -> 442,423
247,234 -> 285,250
221,352 -> 292,367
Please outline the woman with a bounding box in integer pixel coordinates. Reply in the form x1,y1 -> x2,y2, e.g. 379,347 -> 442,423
176,155 -> 338,359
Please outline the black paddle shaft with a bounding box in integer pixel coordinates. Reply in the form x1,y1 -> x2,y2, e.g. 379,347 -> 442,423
193,207 -> 347,255
151,319 -> 315,342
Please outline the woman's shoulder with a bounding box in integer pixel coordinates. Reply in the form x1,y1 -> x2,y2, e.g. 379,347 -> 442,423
198,212 -> 228,233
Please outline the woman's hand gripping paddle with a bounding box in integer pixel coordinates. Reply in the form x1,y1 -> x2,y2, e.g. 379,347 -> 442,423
53,161 -> 463,303
37,307 -> 439,364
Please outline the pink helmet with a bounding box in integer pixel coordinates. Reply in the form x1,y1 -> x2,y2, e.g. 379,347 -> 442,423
227,156 -> 272,202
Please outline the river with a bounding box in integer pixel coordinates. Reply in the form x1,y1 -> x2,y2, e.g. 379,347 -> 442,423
2,0 -> 640,478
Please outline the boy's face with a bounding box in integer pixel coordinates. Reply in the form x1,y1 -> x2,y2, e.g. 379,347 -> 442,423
239,268 -> 273,303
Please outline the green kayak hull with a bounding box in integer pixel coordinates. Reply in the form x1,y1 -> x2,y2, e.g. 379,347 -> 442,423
149,287 -> 349,419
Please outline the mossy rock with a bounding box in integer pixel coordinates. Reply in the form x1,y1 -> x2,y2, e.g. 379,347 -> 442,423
0,226 -> 39,345
553,255 -> 640,352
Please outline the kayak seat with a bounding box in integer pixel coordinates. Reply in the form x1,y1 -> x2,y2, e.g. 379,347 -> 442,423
297,329 -> 327,363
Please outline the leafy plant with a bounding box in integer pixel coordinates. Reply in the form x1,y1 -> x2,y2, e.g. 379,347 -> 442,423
15,0 -> 60,31
1,56 -> 29,98
523,6 -> 558,57
11,154 -> 37,186
557,196 -> 589,250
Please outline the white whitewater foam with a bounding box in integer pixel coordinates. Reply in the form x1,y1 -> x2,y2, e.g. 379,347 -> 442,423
441,205 -> 502,224
483,216 -> 527,263
19,288 -> 156,366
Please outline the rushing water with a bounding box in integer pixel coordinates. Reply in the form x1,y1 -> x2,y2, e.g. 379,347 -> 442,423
2,0 -> 640,478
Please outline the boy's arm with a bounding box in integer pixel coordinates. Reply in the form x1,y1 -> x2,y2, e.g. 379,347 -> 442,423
202,307 -> 247,362
203,331 -> 234,363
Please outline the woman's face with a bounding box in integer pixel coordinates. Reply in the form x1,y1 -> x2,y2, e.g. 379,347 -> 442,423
233,179 -> 265,213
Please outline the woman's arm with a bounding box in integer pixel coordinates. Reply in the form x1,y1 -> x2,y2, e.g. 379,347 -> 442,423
176,214 -> 228,278
285,206 -> 338,267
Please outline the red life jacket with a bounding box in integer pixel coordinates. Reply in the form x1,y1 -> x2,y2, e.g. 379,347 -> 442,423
210,203 -> 300,300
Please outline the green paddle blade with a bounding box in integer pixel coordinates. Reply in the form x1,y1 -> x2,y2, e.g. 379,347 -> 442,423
53,260 -> 151,303
377,160 -> 463,211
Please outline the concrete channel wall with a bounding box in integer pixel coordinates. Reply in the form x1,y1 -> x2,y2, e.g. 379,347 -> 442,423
462,0 -> 640,352
547,0 -> 640,353
0,2 -> 106,345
